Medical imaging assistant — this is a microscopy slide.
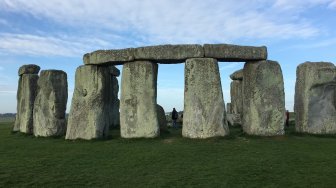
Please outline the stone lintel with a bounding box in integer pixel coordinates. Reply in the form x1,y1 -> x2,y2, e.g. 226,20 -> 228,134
83,48 -> 134,65
18,64 -> 41,76
133,44 -> 204,63
203,44 -> 267,62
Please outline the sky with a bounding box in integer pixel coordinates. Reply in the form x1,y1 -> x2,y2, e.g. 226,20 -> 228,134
0,0 -> 335,113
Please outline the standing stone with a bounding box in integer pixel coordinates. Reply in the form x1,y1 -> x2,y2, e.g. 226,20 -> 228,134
295,62 -> 336,134
226,103 -> 231,114
242,60 -> 285,136
14,73 -> 39,133
120,61 -> 159,138
157,104 -> 168,131
183,58 -> 229,138
109,76 -> 120,128
66,65 -> 111,140
33,70 -> 68,137
230,80 -> 243,115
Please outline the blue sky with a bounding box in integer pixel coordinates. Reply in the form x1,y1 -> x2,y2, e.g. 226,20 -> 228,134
0,0 -> 335,113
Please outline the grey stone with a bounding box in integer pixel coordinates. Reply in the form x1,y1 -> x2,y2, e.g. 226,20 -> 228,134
227,113 -> 241,126
133,44 -> 204,64
204,44 -> 267,62
83,48 -> 134,65
230,69 -> 243,80
109,76 -> 120,128
18,64 -> 40,76
109,66 -> 121,77
14,74 -> 39,133
242,60 -> 285,136
33,70 -> 68,137
120,61 -> 160,138
183,58 -> 229,138
295,62 -> 336,134
226,103 -> 231,114
120,61 -> 159,138
66,65 -> 111,140
157,104 -> 167,131
230,80 -> 243,115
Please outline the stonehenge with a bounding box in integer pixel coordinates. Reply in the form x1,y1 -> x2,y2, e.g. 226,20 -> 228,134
33,70 -> 68,137
16,43 -> 335,140
183,58 -> 229,138
227,69 -> 243,126
157,104 -> 168,131
109,66 -> 120,128
230,69 -> 243,115
84,44 -> 267,65
242,60 -> 285,136
294,62 -> 336,134
66,65 -> 112,140
14,64 -> 40,133
120,61 -> 159,138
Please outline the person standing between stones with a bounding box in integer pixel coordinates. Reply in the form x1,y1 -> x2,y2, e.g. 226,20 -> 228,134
172,108 -> 178,129
285,110 -> 290,127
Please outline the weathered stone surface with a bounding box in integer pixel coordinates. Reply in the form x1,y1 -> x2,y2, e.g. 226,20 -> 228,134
227,113 -> 241,126
33,70 -> 68,137
133,44 -> 204,64
242,60 -> 285,136
83,48 -> 134,65
230,80 -> 243,115
230,69 -> 243,80
66,65 -> 111,140
295,62 -> 336,134
14,74 -> 38,133
109,76 -> 120,128
157,104 -> 167,131
18,64 -> 40,76
183,58 -> 229,138
109,66 -> 120,77
204,44 -> 267,62
120,61 -> 159,138
226,103 -> 231,114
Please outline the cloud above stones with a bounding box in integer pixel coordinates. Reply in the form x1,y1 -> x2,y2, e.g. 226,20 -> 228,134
0,0 -> 333,56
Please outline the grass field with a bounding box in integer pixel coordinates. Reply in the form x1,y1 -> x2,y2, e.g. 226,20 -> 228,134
1,121 -> 336,187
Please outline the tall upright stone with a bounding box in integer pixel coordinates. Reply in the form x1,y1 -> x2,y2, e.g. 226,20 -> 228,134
157,104 -> 168,131
183,58 -> 229,138
33,70 -> 68,137
295,62 -> 336,134
230,69 -> 243,116
66,65 -> 111,140
242,60 -> 285,136
120,61 -> 159,138
109,66 -> 120,128
226,103 -> 231,114
14,64 -> 40,133
230,80 -> 243,115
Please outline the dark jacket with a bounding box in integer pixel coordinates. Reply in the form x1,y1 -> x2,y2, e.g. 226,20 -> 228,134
172,110 -> 178,120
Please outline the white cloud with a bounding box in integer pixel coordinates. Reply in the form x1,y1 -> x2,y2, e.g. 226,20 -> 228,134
273,0 -> 336,11
0,0 -> 323,46
0,33 -> 113,57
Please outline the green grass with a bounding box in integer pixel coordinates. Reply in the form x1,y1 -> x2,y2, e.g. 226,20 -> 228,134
1,121 -> 336,187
